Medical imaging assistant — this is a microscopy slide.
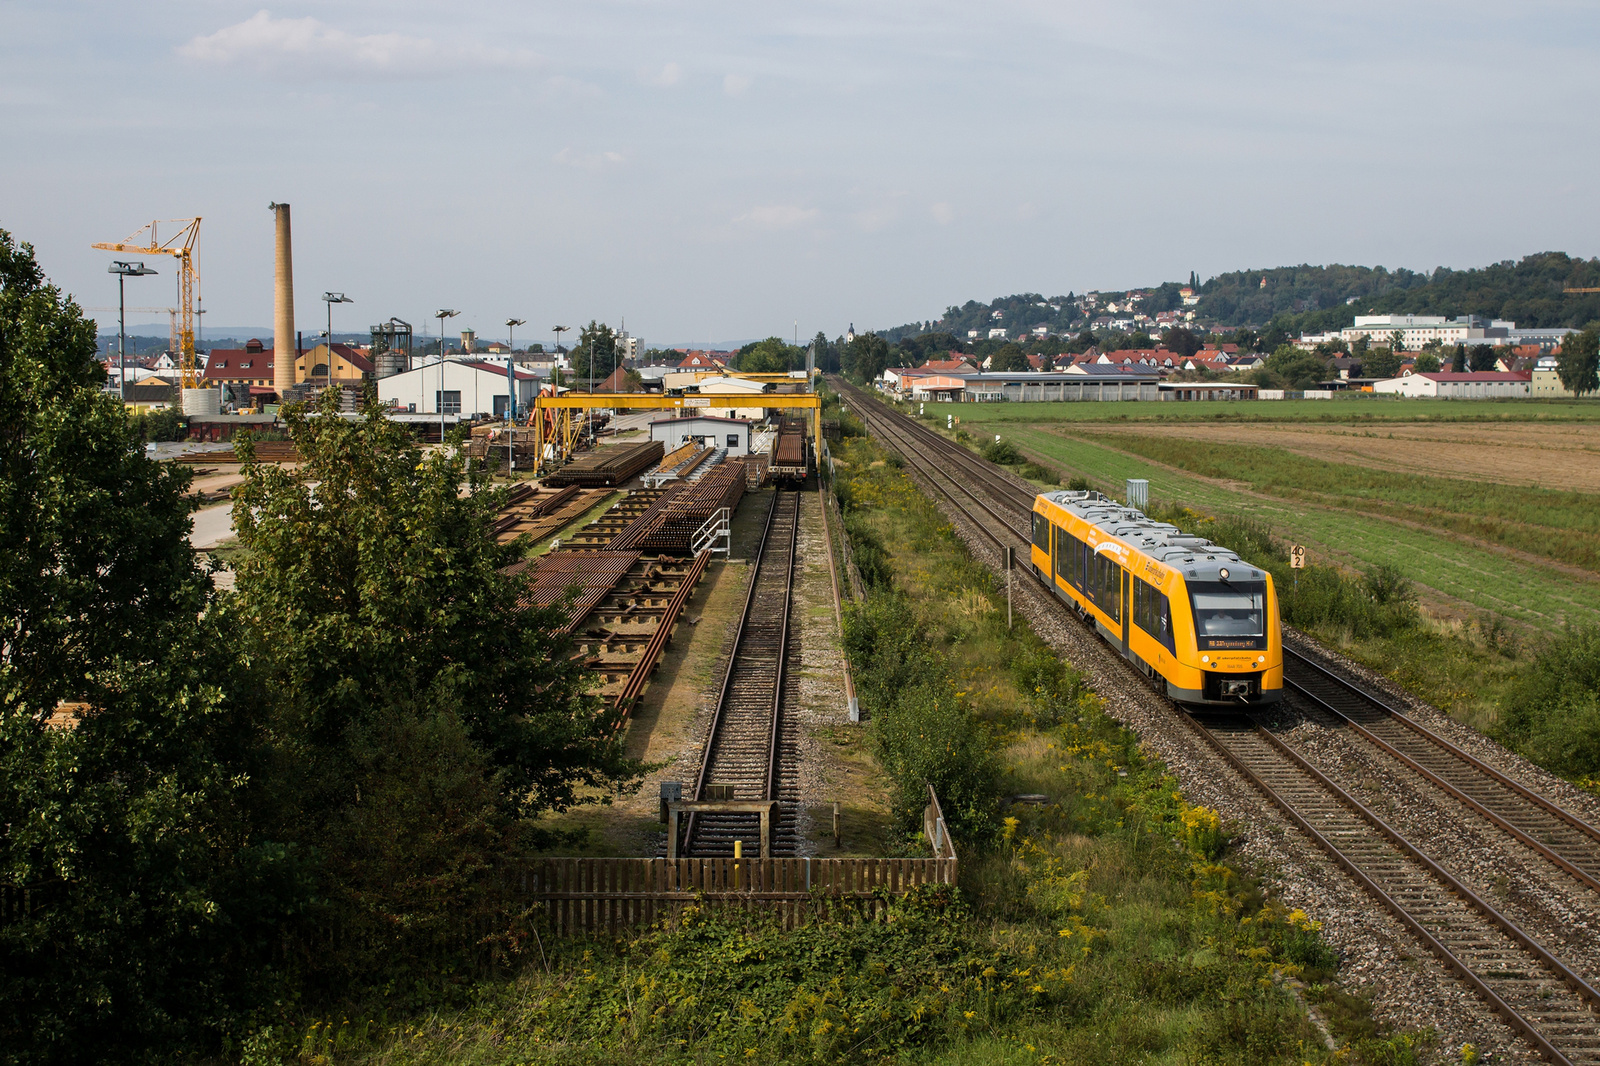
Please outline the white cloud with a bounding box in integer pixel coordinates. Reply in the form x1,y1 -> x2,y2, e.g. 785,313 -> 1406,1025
723,73 -> 752,96
178,10 -> 538,76
931,202 -> 955,225
554,147 -> 626,170
733,204 -> 820,229
639,62 -> 682,87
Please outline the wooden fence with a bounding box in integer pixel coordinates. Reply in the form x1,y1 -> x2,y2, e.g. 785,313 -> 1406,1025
528,787 -> 959,936
527,854 -> 956,935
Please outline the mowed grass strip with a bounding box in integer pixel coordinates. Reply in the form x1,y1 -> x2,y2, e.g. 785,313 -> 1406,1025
933,396 -> 1600,426
1076,431 -> 1600,572
996,425 -> 1600,628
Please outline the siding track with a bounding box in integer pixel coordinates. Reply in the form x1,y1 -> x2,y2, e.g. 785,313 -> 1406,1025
685,489 -> 802,856
834,377 -> 1600,1062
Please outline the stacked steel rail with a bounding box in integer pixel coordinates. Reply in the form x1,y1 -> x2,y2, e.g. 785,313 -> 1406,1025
769,420 -> 809,480
174,441 -> 301,464
684,489 -> 802,857
543,441 -> 664,487
832,377 -> 1600,1064
608,462 -> 746,554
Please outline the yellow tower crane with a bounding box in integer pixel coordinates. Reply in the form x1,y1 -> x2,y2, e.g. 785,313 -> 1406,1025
93,218 -> 202,388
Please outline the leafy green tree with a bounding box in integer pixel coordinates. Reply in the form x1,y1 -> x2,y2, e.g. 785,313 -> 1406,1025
229,393 -> 639,982
1413,352 -> 1442,373
1352,333 -> 1370,356
1262,345 -> 1331,389
570,320 -> 618,384
0,229 -> 279,1060
842,332 -> 892,384
1451,344 -> 1468,372
1557,329 -> 1600,396
1068,329 -> 1098,354
1362,346 -> 1405,379
809,330 -> 839,374
733,336 -> 799,373
1389,329 -> 1405,353
1125,330 -> 1154,350
1162,327 -> 1203,359
1468,345 -> 1500,373
987,343 -> 1031,372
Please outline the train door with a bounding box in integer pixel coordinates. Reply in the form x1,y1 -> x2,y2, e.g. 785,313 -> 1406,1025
1120,568 -> 1130,657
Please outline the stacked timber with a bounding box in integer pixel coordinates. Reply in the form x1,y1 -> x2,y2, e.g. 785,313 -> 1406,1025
609,461 -> 746,554
543,441 -> 664,487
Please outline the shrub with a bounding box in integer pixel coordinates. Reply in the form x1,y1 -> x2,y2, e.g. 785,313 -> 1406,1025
1496,626 -> 1600,780
980,438 -> 1023,465
128,406 -> 188,443
1066,475 -> 1090,492
842,512 -> 893,590
844,593 -> 1000,840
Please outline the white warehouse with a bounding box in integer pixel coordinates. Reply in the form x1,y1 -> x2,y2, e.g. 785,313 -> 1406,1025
378,360 -> 541,418
1372,371 -> 1532,399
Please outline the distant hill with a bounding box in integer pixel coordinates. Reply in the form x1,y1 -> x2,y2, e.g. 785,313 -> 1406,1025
873,252 -> 1600,342
1197,253 -> 1600,331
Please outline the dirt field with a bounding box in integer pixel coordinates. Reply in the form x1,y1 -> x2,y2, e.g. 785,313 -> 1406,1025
1084,421 -> 1600,492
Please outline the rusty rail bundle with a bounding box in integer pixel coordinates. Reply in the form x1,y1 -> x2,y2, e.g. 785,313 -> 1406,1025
542,441 -> 663,487
608,462 -> 746,554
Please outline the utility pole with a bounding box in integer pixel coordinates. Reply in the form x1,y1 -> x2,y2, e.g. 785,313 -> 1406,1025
505,317 -> 525,472
435,308 -> 459,442
323,292 -> 352,405
108,261 -> 157,399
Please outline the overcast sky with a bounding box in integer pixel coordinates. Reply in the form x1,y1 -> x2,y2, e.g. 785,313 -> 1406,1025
4,2 -> 1598,345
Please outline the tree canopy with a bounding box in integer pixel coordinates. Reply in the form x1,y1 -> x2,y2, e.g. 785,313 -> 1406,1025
1557,329 -> 1600,396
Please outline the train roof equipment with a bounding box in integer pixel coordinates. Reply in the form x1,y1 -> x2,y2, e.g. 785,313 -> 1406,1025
1039,490 -> 1267,585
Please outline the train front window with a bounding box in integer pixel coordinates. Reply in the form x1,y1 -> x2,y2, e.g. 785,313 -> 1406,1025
1188,581 -> 1265,638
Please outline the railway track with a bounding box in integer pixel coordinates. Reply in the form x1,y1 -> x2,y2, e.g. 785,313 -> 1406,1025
684,488 -> 802,857
1283,648 -> 1600,896
833,377 -> 1600,1062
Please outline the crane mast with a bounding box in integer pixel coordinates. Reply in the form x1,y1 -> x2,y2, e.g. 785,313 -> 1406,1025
92,218 -> 202,388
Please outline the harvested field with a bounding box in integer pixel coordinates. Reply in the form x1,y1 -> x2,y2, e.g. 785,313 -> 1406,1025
1085,420 -> 1600,493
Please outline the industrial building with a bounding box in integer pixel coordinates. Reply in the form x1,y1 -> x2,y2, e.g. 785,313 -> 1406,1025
1372,370 -> 1532,398
377,359 -> 541,418
649,415 -> 755,456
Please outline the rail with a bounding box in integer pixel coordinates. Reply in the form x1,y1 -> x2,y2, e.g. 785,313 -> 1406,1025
834,376 -> 1600,1064
685,489 -> 802,855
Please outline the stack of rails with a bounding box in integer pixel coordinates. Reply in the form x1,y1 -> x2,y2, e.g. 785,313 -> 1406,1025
542,441 -> 663,487
608,462 -> 746,554
504,548 -> 711,720
506,550 -> 641,633
491,484 -> 612,545
562,488 -> 675,549
174,441 -> 300,464
768,422 -> 808,480
643,445 -> 712,486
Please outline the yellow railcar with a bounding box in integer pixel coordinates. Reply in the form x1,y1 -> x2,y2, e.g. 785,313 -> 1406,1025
1030,491 -> 1282,707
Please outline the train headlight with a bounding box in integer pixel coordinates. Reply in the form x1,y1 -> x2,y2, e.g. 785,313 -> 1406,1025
1258,656 -> 1266,663
1219,567 -> 1230,580
1201,655 -> 1209,663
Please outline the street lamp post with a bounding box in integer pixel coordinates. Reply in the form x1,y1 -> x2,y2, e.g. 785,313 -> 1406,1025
108,261 -> 157,399
435,309 -> 459,442
505,317 -> 525,471
322,292 -> 353,405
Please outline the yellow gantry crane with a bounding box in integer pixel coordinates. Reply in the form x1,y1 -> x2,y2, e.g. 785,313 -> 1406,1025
93,218 -> 202,388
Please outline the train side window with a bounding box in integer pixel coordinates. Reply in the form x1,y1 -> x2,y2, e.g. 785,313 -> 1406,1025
1033,512 -> 1050,553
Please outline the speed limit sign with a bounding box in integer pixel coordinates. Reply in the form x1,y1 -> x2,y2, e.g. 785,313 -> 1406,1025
1289,545 -> 1306,569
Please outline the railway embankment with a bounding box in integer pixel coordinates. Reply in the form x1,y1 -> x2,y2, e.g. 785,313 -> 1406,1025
835,379 -> 1600,1062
